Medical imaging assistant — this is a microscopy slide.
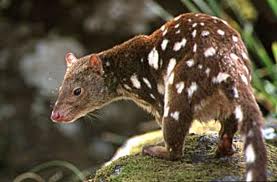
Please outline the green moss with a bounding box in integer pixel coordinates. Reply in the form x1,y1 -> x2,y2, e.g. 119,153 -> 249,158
93,132 -> 277,182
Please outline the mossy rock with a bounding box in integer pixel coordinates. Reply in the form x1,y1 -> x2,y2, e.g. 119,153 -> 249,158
92,131 -> 277,182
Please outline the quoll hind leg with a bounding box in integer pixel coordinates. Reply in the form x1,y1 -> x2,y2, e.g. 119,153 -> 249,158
216,113 -> 239,157
143,94 -> 193,160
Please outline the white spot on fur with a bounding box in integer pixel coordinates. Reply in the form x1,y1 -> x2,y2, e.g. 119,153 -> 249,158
173,38 -> 187,51
241,75 -> 248,85
205,68 -> 211,76
233,87 -> 239,98
176,30 -> 181,34
170,111 -> 180,121
192,29 -> 197,38
232,35 -> 238,42
157,83 -> 164,95
242,52 -> 249,60
201,31 -> 210,37
164,83 -> 170,117
174,15 -> 181,21
187,82 -> 198,98
198,64 -> 203,69
204,47 -> 216,57
230,53 -> 239,60
123,84 -> 131,90
186,59 -> 195,67
246,170 -> 253,182
157,83 -> 165,95
164,106 -> 169,117
212,72 -> 230,83
161,39 -> 169,51
162,28 -> 168,36
245,144 -> 256,163
217,29 -> 225,35
150,94 -> 156,100
243,65 -> 250,75
193,43 -> 197,52
234,105 -> 243,122
160,25 -> 165,31
200,22 -> 204,26
188,18 -> 192,22
174,23 -> 180,28
106,61 -> 110,66
168,73 -> 175,85
130,74 -> 141,89
175,82 -> 184,94
192,23 -> 197,27
167,58 -> 176,76
148,47 -> 159,70
142,77 -> 152,89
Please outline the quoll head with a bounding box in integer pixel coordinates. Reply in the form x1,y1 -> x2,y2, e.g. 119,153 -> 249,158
51,53 -> 113,123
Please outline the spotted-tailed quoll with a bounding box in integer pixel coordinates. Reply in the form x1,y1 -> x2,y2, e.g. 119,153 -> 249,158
51,13 -> 267,181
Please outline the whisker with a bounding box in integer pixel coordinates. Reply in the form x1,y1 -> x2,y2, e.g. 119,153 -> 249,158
86,111 -> 104,121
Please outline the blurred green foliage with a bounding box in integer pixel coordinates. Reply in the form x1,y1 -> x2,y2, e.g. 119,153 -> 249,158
151,0 -> 277,115
267,0 -> 277,15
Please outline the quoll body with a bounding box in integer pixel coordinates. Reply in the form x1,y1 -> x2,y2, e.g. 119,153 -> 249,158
51,13 -> 267,181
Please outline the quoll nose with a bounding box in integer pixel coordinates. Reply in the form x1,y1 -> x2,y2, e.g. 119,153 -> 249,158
51,111 -> 62,122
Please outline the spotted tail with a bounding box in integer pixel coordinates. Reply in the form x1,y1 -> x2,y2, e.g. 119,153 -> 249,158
239,95 -> 267,181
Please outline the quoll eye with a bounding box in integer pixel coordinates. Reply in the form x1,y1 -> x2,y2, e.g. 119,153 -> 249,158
73,87 -> 82,96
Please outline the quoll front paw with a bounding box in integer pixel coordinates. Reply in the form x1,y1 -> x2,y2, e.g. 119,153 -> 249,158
142,145 -> 170,160
142,145 -> 182,161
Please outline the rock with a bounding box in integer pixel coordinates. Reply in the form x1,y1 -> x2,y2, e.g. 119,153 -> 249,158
263,115 -> 277,140
92,131 -> 277,181
19,36 -> 84,98
88,138 -> 115,161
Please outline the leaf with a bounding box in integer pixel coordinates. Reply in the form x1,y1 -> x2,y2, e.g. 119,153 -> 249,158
146,1 -> 173,21
192,0 -> 214,15
267,0 -> 277,16
272,42 -> 277,63
180,0 -> 200,13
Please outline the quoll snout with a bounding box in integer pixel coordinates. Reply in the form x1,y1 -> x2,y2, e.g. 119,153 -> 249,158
51,101 -> 64,122
51,111 -> 64,122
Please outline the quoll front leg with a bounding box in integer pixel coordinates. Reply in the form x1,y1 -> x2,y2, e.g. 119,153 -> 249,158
143,84 -> 193,160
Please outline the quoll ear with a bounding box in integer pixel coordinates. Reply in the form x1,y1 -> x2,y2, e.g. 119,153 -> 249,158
65,52 -> 78,67
89,55 -> 104,75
